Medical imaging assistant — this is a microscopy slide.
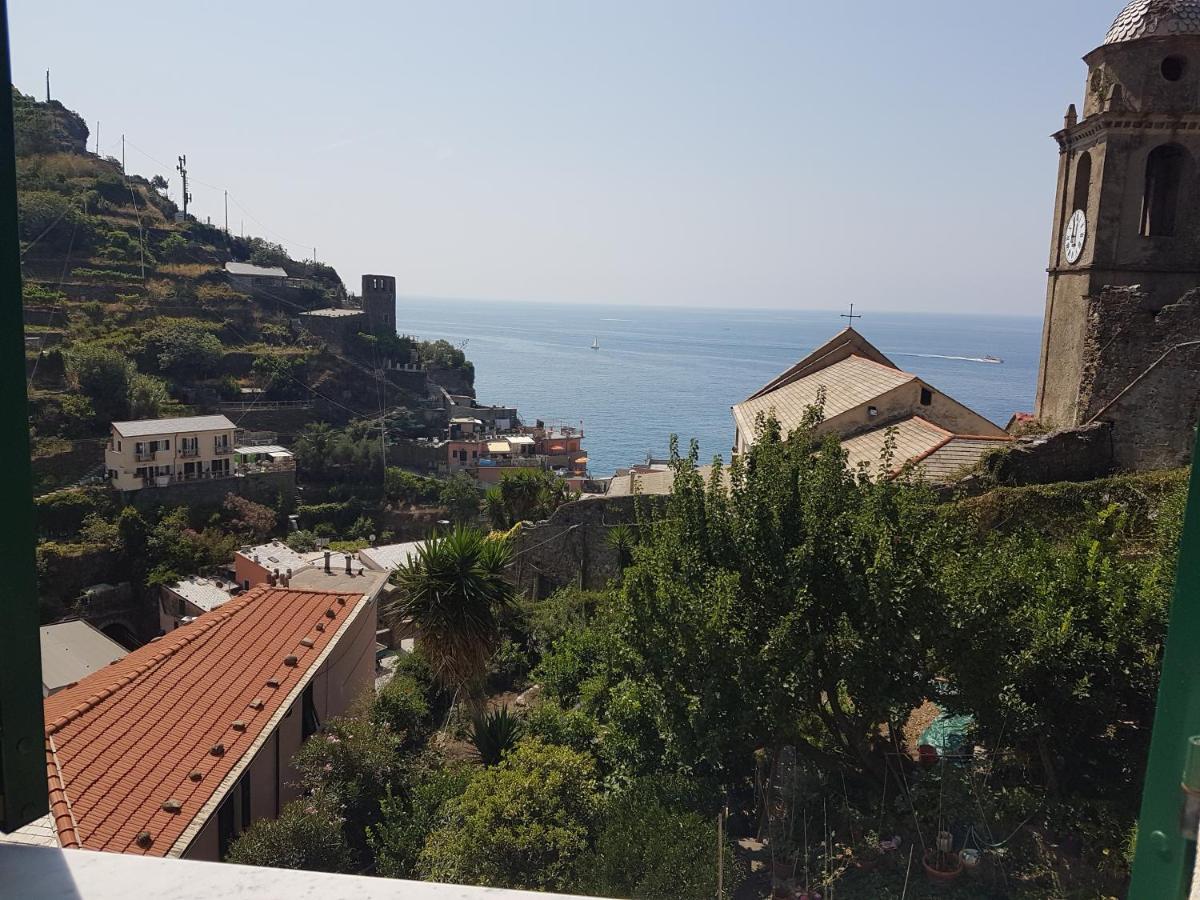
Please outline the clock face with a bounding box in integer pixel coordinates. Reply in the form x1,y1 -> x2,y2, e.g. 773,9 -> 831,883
1064,209 -> 1087,264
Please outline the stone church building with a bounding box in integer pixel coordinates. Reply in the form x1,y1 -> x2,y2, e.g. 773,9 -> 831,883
1037,0 -> 1200,470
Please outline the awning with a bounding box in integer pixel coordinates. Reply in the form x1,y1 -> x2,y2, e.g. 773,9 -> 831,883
487,441 -> 511,454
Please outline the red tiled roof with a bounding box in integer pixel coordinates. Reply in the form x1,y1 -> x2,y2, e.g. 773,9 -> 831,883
42,586 -> 366,856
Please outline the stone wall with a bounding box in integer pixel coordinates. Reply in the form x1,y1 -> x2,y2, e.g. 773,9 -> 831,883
1078,286 -> 1200,469
970,423 -> 1115,489
511,495 -> 664,598
125,470 -> 296,513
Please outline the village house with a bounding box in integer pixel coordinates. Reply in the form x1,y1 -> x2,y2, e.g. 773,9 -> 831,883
39,620 -> 128,697
731,328 -> 1012,481
223,261 -> 287,293
159,575 -> 240,632
8,584 -> 382,860
106,415 -> 237,491
233,541 -> 312,591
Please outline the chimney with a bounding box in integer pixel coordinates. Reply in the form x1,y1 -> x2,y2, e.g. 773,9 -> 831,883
267,571 -> 277,586
324,551 -> 331,573
344,554 -> 352,575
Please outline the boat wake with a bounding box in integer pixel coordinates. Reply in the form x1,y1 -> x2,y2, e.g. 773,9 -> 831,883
895,352 -> 1004,365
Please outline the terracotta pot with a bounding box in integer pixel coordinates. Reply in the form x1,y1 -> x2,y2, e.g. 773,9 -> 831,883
922,849 -> 964,884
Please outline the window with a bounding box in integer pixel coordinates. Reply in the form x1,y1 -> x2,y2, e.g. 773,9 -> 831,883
1162,55 -> 1188,82
1072,151 -> 1092,213
1141,144 -> 1189,237
868,406 -> 878,418
920,388 -> 933,406
240,775 -> 251,830
217,795 -> 235,858
302,683 -> 320,740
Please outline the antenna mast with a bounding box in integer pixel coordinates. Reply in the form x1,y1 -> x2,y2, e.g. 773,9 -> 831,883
176,154 -> 192,219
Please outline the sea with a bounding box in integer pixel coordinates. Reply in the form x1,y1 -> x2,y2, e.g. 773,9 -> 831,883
399,298 -> 1044,479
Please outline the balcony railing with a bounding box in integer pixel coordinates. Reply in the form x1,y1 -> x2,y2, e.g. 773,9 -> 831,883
134,450 -> 155,462
214,444 -> 233,455
179,447 -> 198,458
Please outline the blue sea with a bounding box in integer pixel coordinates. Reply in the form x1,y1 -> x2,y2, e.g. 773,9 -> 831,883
398,298 -> 1043,479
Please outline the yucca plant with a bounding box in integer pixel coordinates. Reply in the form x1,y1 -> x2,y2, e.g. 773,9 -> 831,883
469,706 -> 522,766
387,527 -> 515,706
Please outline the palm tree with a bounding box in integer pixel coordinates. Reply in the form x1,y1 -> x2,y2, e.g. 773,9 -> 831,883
387,527 -> 515,705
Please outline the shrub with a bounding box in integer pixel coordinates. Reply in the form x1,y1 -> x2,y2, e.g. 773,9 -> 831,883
35,488 -> 109,538
226,794 -> 352,872
469,706 -> 523,766
66,344 -> 132,422
372,675 -> 431,749
418,740 -> 599,891
524,701 -> 600,758
367,764 -> 473,879
578,781 -> 744,900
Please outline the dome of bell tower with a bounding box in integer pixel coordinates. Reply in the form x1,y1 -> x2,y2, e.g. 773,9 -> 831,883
1106,0 -> 1200,45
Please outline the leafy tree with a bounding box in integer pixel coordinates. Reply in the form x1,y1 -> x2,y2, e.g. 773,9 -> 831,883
939,501 -> 1174,800
294,422 -> 336,478
222,493 -> 278,543
384,468 -> 439,505
387,528 -> 515,704
439,472 -> 482,524
418,740 -> 599,891
226,794 -> 352,872
485,469 -> 574,529
56,394 -> 98,438
371,674 -> 432,750
579,780 -> 743,900
128,373 -> 168,419
367,764 -> 472,880
149,174 -> 169,192
292,716 -> 404,844
578,420 -> 949,789
66,344 -> 132,422
141,319 -> 222,377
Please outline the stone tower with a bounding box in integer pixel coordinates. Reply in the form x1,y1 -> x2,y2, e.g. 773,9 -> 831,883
361,274 -> 397,336
1035,0 -> 1200,469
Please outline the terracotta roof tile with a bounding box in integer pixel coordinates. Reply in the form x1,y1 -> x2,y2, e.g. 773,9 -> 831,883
42,586 -> 365,856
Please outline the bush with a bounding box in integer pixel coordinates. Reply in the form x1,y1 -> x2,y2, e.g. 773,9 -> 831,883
35,488 -> 109,538
469,706 -> 523,766
367,764 -> 473,879
524,701 -> 600,758
372,675 -> 431,749
418,739 -> 599,891
579,781 -> 743,900
226,794 -> 352,872
66,343 -> 132,422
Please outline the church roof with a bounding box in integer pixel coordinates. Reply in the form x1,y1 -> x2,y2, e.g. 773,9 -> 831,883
733,354 -> 914,442
1105,0 -> 1200,45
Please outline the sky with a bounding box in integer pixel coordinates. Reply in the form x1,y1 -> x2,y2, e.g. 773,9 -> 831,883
10,1 -> 1116,313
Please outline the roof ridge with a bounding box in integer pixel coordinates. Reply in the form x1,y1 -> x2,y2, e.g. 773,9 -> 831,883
43,586 -> 278,735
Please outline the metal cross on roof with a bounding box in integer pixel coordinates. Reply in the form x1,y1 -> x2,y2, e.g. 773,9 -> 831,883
841,303 -> 863,324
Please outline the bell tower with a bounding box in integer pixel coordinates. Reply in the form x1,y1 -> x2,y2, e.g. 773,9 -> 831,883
1035,0 -> 1200,467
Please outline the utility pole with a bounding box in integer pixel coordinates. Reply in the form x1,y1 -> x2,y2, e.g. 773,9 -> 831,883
224,190 -> 228,234
176,154 -> 192,219
94,121 -> 99,156
45,68 -> 49,102
120,134 -> 125,173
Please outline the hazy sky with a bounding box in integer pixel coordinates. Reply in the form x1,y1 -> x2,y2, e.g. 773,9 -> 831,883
10,1 -> 1116,313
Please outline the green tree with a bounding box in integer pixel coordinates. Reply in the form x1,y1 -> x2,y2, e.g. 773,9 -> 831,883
418,740 -> 599,891
226,794 -> 352,872
939,501 -> 1173,801
142,319 -> 222,377
485,468 -> 574,529
294,422 -> 336,478
66,344 -> 132,422
386,528 -> 515,704
127,373 -> 168,419
582,420 -> 948,789
440,472 -> 482,524
371,674 -> 432,750
222,493 -> 278,543
579,780 -> 743,900
367,764 -> 472,880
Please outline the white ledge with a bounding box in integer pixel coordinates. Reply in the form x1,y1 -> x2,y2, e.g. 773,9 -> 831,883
0,843 -> 610,900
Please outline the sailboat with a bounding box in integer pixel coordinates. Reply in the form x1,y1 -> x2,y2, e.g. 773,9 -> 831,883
591,337 -> 600,350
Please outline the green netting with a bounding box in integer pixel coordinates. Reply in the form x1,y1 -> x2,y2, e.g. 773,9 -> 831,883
919,712 -> 974,756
